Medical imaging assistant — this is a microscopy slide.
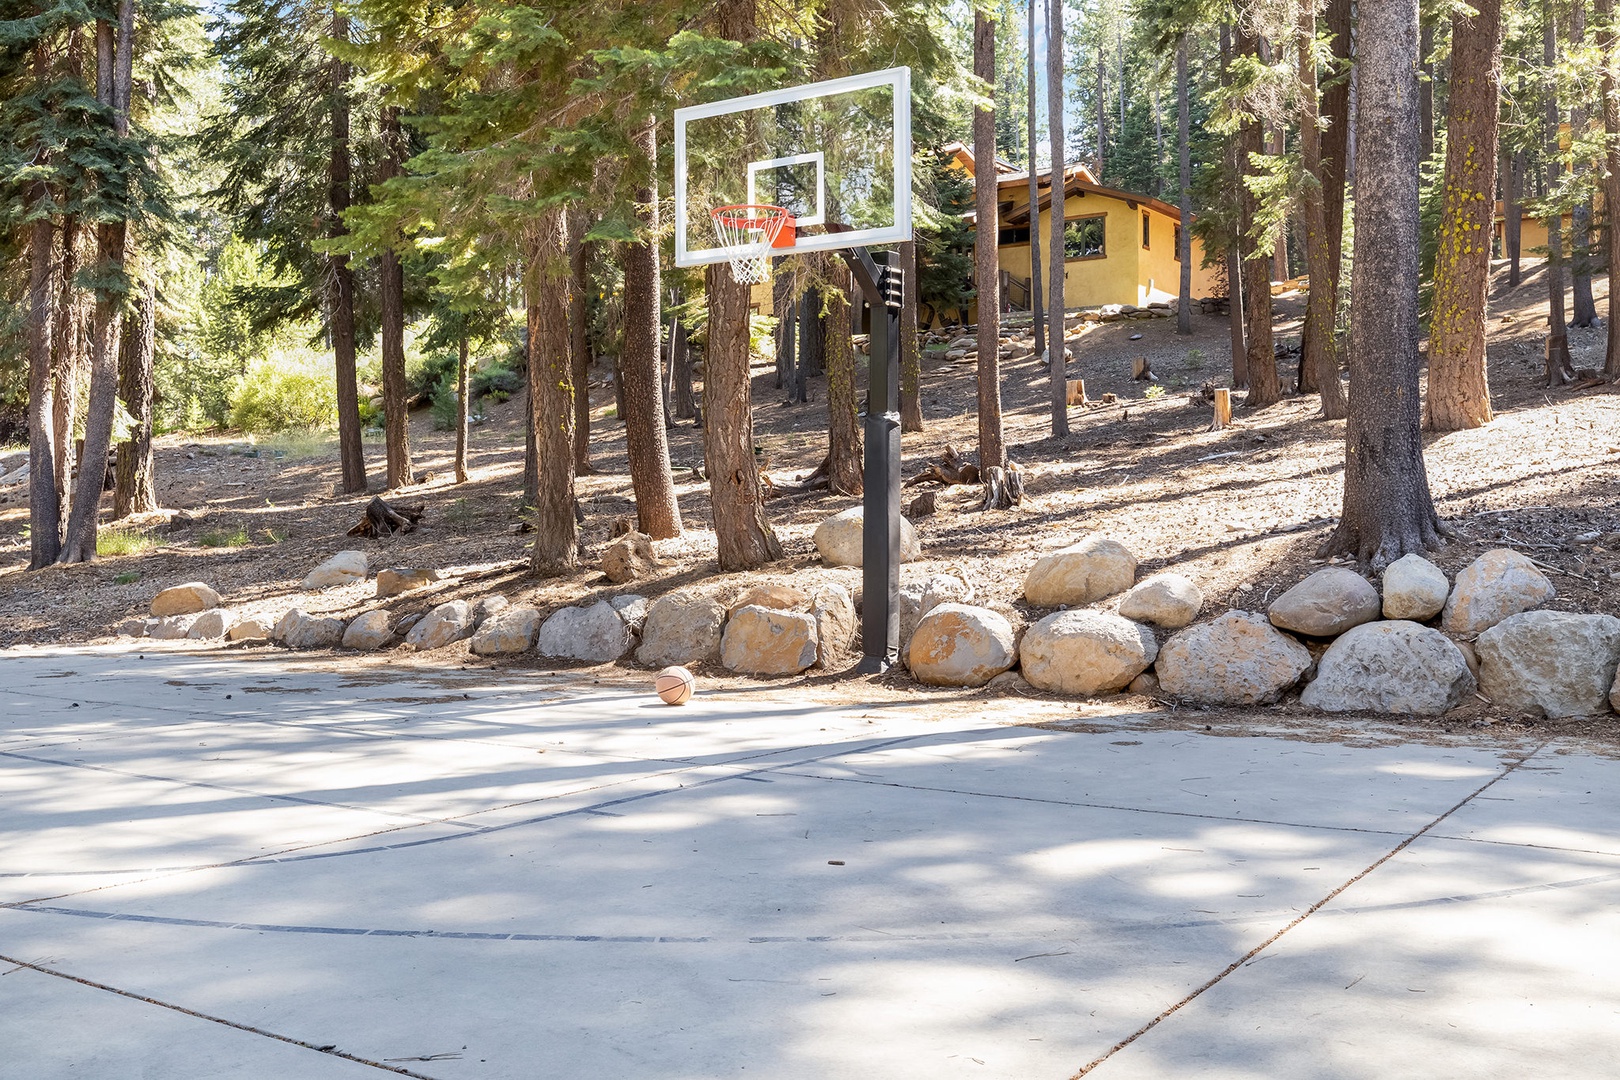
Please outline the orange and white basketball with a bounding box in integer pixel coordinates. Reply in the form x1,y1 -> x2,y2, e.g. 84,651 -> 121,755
655,666 -> 695,706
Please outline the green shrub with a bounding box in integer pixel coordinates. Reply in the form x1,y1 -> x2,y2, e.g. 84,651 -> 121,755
228,352 -> 337,433
98,525 -> 158,557
408,349 -> 458,401
472,360 -> 522,402
431,374 -> 459,431
199,525 -> 251,548
114,571 -> 141,585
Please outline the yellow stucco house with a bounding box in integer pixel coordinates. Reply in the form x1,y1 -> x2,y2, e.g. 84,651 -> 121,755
947,143 -> 1223,319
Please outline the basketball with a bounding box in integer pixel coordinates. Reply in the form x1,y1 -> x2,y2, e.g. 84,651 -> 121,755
655,666 -> 695,706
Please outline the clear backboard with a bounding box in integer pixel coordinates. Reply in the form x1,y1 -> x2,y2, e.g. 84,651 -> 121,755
673,66 -> 912,271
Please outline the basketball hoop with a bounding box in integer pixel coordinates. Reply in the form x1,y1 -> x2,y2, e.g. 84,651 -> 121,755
709,204 -> 795,284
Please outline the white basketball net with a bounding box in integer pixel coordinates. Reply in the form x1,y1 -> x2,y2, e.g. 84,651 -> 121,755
710,204 -> 790,285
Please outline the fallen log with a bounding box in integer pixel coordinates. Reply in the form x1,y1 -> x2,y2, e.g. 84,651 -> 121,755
348,496 -> 425,538
904,444 -> 981,487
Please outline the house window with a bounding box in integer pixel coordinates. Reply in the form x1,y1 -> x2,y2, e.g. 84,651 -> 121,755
998,227 -> 1031,245
1142,212 -> 1151,249
1064,215 -> 1106,260
1174,225 -> 1182,261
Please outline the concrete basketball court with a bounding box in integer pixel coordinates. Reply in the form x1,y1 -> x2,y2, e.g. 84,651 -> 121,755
2,645 -> 1618,1079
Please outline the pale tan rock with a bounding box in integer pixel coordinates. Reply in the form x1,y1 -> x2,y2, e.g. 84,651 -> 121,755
609,594 -> 649,632
987,670 -> 1031,693
152,582 -> 220,617
906,604 -> 1017,687
470,607 -> 544,656
720,606 -> 819,676
1023,535 -> 1137,607
1118,573 -> 1203,629
301,550 -> 368,590
227,618 -> 270,642
728,583 -> 811,616
812,506 -> 921,567
405,601 -> 475,651
1381,554 -> 1450,621
1477,610 -> 1620,717
811,584 -> 857,668
473,595 -> 510,626
535,602 -> 630,662
376,568 -> 442,597
274,609 -> 345,649
1020,610 -> 1157,695
1300,621 -> 1475,715
602,531 -> 657,583
636,593 -> 727,667
1156,612 -> 1313,706
1268,568 -> 1381,637
1128,672 -> 1161,696
148,614 -> 198,640
342,610 -> 394,651
1441,549 -> 1556,636
186,609 -> 234,640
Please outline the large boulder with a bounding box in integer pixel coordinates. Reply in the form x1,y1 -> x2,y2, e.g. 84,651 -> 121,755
301,550 -> 368,590
151,582 -> 220,617
1267,568 -> 1381,637
274,609 -> 345,649
728,583 -> 810,616
470,606 -> 544,656
1118,573 -> 1203,629
227,618 -> 270,643
601,531 -> 658,584
405,600 -> 475,651
1300,621 -> 1475,715
906,604 -> 1018,688
1023,535 -> 1137,607
1441,549 -> 1556,636
720,606 -> 819,676
1476,610 -> 1620,717
1020,610 -> 1157,695
635,593 -> 727,667
1381,554 -> 1450,622
1612,667 -> 1620,715
812,506 -> 922,567
148,614 -> 198,640
609,594 -> 649,633
473,595 -> 510,626
535,601 -> 632,662
811,584 -> 857,668
376,567 -> 442,597
341,610 -> 394,651
186,609 -> 234,640
1156,612 -> 1313,706
889,572 -> 975,652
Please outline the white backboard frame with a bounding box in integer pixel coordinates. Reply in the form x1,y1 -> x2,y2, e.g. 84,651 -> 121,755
673,66 -> 912,268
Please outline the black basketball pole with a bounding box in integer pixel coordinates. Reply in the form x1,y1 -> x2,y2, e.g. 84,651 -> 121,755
841,248 -> 903,673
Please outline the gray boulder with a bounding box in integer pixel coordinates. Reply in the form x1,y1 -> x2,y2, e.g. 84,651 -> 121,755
1023,535 -> 1137,607
274,609 -> 345,649
473,595 -> 510,627
406,600 -> 475,651
1300,621 -> 1475,715
1268,568 -> 1381,637
535,601 -> 632,662
1156,611 -> 1313,706
1020,610 -> 1158,696
301,550 -> 368,590
186,609 -> 234,640
1441,549 -> 1556,636
342,610 -> 394,651
609,594 -> 650,633
906,604 -> 1018,688
1118,573 -> 1203,629
151,582 -> 220,617
720,606 -> 819,676
811,584 -> 857,668
1381,554 -> 1450,622
470,606 -> 544,656
812,506 -> 922,567
148,614 -> 198,640
635,593 -> 727,667
1477,610 -> 1620,717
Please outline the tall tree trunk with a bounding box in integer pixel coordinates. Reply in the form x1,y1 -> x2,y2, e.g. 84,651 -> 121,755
527,210 -> 578,576
26,40 -> 60,571
1599,0 -> 1620,379
114,269 -> 157,516
1221,25 -> 1249,389
1419,16 -> 1435,162
1238,24 -> 1280,408
51,214 -> 79,512
671,311 -> 696,419
703,264 -> 782,570
975,7 -> 1006,469
1321,0 -> 1446,567
329,10 -> 365,493
1027,0 -> 1045,358
1299,0 -> 1348,419
824,270 -> 864,495
1425,0 -> 1502,431
899,240 -> 924,431
60,9 -> 132,564
379,108 -> 412,489
1571,0 -> 1599,326
454,334 -> 469,483
1322,0 -> 1353,285
621,117 -> 683,539
1096,40 -> 1107,179
570,213 -> 593,472
800,285 -> 825,375
1545,5 -> 1576,384
1507,146 -> 1525,286
1046,0 -> 1069,436
1176,34 -> 1193,336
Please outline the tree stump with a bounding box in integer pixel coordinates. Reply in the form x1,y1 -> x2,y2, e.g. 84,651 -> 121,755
1066,378 -> 1087,406
1209,387 -> 1232,431
981,461 -> 1024,510
347,496 -> 425,538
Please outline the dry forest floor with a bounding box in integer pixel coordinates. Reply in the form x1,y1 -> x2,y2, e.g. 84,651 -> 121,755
1,256 -> 1617,748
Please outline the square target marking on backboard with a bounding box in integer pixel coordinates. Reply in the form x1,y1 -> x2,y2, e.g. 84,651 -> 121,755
673,66 -> 912,268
